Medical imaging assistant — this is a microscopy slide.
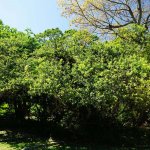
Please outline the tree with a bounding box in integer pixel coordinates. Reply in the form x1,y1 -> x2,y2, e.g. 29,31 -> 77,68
25,26 -> 150,127
58,0 -> 150,36
0,23 -> 38,120
0,20 -> 149,128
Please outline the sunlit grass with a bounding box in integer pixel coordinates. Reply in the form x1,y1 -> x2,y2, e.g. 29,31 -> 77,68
0,143 -> 15,150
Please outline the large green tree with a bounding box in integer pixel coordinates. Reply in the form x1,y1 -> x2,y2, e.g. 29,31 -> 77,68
0,22 -> 38,119
24,25 -> 150,127
0,21 -> 149,128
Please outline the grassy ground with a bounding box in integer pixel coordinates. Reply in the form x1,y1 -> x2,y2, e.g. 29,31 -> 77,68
0,129 -> 62,150
0,129 -> 150,150
0,143 -> 14,150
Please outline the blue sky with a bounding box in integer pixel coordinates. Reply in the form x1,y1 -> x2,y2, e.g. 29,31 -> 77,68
0,0 -> 69,33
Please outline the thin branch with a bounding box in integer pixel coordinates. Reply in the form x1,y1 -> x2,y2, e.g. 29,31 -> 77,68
137,0 -> 142,24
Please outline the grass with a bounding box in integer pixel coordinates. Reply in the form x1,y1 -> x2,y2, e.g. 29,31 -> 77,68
0,129 -> 150,150
0,129 -> 91,150
0,129 -> 62,150
0,143 -> 15,150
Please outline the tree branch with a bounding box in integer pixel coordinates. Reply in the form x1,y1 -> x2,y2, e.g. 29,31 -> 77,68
137,0 -> 142,24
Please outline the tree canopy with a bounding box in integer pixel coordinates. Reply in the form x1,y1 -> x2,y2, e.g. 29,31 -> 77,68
58,0 -> 150,36
0,21 -> 150,128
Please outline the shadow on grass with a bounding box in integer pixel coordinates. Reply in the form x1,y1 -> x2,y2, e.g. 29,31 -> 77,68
0,117 -> 150,150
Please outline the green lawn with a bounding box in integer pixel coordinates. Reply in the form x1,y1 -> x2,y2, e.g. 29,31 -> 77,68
0,129 -> 150,150
0,142 -> 150,150
0,141 -> 62,150
0,130 -> 62,150
0,129 -> 92,150
0,143 -> 15,150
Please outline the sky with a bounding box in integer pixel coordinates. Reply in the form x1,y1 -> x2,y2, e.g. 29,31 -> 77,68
0,0 -> 70,33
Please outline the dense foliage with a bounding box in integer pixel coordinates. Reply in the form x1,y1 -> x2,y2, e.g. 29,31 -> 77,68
0,21 -> 150,131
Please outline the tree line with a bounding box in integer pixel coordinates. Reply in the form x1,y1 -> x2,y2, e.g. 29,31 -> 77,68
0,20 -> 150,131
